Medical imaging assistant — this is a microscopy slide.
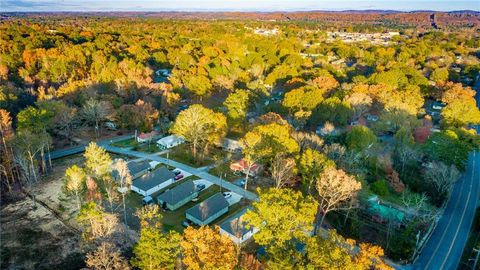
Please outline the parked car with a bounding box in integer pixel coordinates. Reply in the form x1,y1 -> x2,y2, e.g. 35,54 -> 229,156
196,184 -> 206,191
182,220 -> 192,228
234,179 -> 245,187
174,174 -> 184,180
173,170 -> 182,176
223,192 -> 232,199
191,197 -> 199,202
142,196 -> 154,205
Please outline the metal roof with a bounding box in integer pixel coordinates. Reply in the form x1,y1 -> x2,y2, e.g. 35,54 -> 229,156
157,180 -> 196,205
219,208 -> 251,238
186,193 -> 229,222
132,167 -> 175,191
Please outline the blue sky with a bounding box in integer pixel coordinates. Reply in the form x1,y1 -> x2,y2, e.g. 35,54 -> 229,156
2,0 -> 479,12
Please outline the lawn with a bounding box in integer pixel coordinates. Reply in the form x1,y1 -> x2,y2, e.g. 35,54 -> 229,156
111,138 -> 162,153
209,162 -> 240,181
162,144 -> 227,168
111,138 -> 138,148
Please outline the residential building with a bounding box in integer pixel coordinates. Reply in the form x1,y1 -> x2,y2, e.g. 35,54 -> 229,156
131,167 -> 175,196
112,159 -> 151,180
221,138 -> 242,152
157,135 -> 185,149
137,131 -> 159,143
157,180 -> 198,210
186,193 -> 229,225
219,208 -> 258,245
230,159 -> 262,176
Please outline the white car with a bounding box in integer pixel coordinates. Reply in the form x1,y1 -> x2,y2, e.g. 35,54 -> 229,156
223,192 -> 232,199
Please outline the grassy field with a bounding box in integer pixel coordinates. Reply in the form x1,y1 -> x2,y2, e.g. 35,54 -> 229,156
162,144 -> 225,168
111,138 -> 138,148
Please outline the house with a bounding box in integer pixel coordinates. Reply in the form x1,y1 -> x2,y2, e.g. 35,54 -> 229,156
157,135 -> 185,149
219,208 -> 259,245
186,193 -> 229,225
130,167 -> 175,196
137,131 -> 159,143
157,180 -> 198,210
230,159 -> 262,176
112,159 -> 151,180
221,138 -> 242,152
127,160 -> 151,179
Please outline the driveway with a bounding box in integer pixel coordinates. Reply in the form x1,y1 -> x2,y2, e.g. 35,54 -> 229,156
225,192 -> 242,206
193,179 -> 214,190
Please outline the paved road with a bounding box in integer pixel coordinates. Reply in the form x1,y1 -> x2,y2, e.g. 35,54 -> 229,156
101,145 -> 259,201
48,134 -> 134,160
410,74 -> 480,270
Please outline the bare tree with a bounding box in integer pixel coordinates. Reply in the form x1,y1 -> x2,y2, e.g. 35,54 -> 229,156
85,242 -> 130,270
112,159 -> 132,225
316,167 -> 362,226
81,99 -> 113,137
424,161 -> 460,201
270,154 -> 297,189
292,131 -> 324,152
344,93 -> 372,119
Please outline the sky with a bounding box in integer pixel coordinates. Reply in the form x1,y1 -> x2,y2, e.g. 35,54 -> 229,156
2,0 -> 479,12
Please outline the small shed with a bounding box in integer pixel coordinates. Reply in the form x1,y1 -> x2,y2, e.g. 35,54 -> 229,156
157,135 -> 185,150
186,193 -> 229,225
157,180 -> 198,210
131,167 -> 175,196
219,208 -> 258,245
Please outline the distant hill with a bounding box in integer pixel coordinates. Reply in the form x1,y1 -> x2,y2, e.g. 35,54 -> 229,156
1,11 -> 479,29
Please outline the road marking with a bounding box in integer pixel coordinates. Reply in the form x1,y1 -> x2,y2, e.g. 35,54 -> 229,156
439,152 -> 477,269
423,154 -> 472,269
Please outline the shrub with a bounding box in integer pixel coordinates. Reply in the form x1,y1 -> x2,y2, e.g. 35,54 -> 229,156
371,179 -> 389,196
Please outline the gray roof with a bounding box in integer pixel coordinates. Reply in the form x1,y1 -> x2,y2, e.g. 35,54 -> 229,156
128,160 -> 151,175
112,160 -> 150,180
157,180 -> 196,205
132,167 -> 175,191
220,208 -> 251,237
186,193 -> 229,222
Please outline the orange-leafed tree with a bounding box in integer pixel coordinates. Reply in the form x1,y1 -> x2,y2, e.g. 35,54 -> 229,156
181,226 -> 238,270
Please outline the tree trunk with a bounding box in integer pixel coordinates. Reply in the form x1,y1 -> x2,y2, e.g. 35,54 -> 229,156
122,193 -> 127,225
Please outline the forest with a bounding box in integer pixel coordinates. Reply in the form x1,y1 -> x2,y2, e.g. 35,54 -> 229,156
1,13 -> 480,269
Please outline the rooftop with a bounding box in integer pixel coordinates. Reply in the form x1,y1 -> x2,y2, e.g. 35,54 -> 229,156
132,167 -> 175,191
157,180 -> 196,205
186,193 -> 229,222
219,208 -> 252,238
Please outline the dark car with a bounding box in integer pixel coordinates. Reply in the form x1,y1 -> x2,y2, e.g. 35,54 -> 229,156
173,170 -> 182,176
196,184 -> 206,191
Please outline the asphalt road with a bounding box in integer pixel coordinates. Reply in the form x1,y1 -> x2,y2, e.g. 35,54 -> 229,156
410,75 -> 480,270
101,145 -> 259,201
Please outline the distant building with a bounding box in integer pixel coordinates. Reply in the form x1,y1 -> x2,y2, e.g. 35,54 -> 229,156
156,135 -> 185,150
186,193 -> 229,225
131,167 -> 175,196
137,131 -> 159,143
157,180 -> 198,210
219,208 -> 259,245
221,138 -> 242,152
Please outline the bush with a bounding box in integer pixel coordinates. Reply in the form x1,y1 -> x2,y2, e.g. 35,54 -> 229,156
371,179 -> 389,196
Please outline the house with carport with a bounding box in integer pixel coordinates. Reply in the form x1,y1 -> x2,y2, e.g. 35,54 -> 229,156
185,193 -> 229,225
130,167 -> 175,196
157,180 -> 198,210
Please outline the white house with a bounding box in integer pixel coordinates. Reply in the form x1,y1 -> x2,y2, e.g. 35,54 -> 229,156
130,167 -> 175,196
219,208 -> 258,245
156,135 -> 185,149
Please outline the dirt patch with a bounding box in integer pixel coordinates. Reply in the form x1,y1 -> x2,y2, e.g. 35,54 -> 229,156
0,197 -> 84,270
